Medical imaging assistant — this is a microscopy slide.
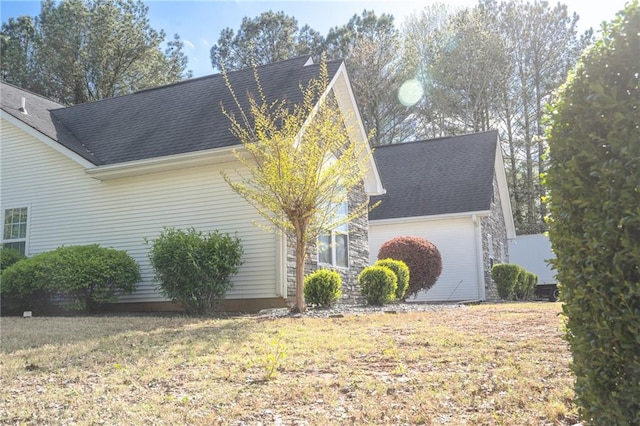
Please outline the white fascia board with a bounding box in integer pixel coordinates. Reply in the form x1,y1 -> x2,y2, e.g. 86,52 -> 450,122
369,210 -> 491,226
85,145 -> 244,180
1,111 -> 95,168
328,63 -> 385,196
494,136 -> 516,239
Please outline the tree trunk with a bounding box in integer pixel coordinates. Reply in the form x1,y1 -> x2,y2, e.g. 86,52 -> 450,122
503,88 -> 522,231
534,73 -> 547,229
293,229 -> 307,313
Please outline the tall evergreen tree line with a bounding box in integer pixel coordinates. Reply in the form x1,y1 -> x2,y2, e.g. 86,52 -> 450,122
1,0 -> 593,234
1,0 -> 191,105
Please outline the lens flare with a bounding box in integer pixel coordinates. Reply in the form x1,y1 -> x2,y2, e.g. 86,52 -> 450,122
398,79 -> 424,107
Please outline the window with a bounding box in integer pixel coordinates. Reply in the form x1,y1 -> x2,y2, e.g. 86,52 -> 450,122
3,207 -> 28,255
318,200 -> 349,268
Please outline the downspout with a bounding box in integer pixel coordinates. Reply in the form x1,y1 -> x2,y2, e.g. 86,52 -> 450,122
472,214 -> 486,301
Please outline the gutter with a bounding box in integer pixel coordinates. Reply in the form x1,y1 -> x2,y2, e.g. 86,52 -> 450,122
85,145 -> 243,180
369,210 -> 491,226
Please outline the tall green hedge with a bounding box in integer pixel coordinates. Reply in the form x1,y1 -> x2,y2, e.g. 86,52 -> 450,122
545,2 -> 640,423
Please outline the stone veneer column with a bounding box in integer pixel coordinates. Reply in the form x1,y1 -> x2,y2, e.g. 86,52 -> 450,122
481,174 -> 509,301
286,182 -> 369,305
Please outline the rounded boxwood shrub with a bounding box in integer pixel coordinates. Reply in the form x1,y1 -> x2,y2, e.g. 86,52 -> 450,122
53,245 -> 141,311
378,236 -> 442,299
1,244 -> 140,313
358,265 -> 397,306
303,269 -> 342,307
375,258 -> 410,300
1,253 -> 56,314
0,246 -> 25,272
147,227 -> 244,315
491,263 -> 522,300
545,4 -> 640,422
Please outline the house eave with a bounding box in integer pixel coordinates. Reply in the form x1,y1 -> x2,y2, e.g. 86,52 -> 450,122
1,110 -> 96,169
85,145 -> 243,180
493,136 -> 517,240
369,210 -> 491,226
330,62 -> 385,196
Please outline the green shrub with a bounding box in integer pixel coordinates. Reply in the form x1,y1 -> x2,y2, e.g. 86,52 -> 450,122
515,271 -> 537,300
0,246 -> 25,273
52,245 -> 140,311
375,258 -> 410,300
377,236 -> 442,299
491,263 -> 522,300
358,265 -> 397,306
527,272 -> 538,298
514,269 -> 526,300
147,227 -> 244,315
303,269 -> 342,307
1,245 -> 140,313
1,253 -> 56,314
545,3 -> 640,422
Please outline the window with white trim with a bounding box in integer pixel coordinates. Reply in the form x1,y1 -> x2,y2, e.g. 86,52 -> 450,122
318,199 -> 349,268
3,207 -> 29,255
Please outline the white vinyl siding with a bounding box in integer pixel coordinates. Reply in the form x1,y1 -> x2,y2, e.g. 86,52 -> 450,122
369,216 -> 481,302
1,119 -> 281,302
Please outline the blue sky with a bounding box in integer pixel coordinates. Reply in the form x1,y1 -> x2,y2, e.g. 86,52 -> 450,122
0,0 -> 630,78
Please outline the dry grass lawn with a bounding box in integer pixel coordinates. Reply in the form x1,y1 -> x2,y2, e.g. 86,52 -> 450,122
0,302 -> 575,425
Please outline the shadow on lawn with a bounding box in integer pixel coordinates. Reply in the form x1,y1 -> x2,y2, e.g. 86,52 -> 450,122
0,313 -> 253,355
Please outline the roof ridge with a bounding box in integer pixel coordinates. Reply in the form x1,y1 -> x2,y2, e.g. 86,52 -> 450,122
132,56 -> 345,96
135,55 -> 320,95
3,56 -> 346,166
57,55 -> 317,109
373,130 -> 498,149
0,81 -> 101,164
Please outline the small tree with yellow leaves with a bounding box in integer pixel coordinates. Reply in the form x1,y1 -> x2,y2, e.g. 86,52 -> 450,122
221,57 -> 374,312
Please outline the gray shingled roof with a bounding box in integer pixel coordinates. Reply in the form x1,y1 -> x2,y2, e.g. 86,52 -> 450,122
369,130 -> 499,220
0,83 -> 98,163
1,56 -> 343,166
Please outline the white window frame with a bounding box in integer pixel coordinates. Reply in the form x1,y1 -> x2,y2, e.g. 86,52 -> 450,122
318,199 -> 349,269
2,206 -> 30,256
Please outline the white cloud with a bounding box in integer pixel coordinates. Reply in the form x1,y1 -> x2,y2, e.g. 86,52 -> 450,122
183,39 -> 196,50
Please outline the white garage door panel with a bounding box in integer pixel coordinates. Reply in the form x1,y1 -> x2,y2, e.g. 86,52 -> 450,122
370,217 -> 479,302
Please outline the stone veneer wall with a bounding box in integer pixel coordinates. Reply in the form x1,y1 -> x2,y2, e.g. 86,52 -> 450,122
286,182 -> 369,305
480,174 -> 509,301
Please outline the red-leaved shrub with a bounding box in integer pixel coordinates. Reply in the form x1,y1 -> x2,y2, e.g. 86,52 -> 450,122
377,236 -> 442,299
